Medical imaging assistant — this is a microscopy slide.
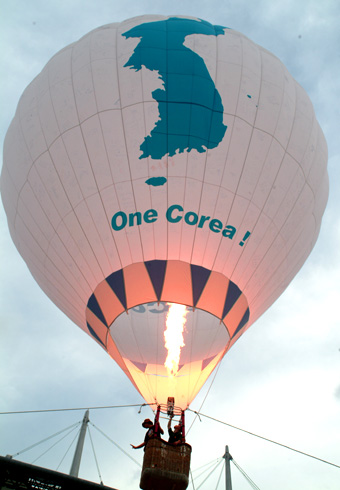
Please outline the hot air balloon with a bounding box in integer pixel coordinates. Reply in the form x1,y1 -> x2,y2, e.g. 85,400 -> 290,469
1,13 -> 328,423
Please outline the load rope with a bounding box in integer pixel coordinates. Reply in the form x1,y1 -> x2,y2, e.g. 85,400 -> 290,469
188,409 -> 340,469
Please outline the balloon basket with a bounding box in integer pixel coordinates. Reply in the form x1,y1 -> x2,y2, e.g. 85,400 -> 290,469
140,438 -> 192,490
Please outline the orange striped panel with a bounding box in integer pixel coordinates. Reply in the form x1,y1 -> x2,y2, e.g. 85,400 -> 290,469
196,271 -> 229,319
160,260 -> 193,305
123,262 -> 158,309
94,279 -> 125,327
223,293 -> 249,337
86,307 -> 108,346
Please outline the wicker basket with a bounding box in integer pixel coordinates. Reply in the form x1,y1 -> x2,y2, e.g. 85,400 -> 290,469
140,438 -> 192,490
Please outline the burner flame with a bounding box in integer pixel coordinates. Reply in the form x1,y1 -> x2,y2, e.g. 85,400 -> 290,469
164,303 -> 187,377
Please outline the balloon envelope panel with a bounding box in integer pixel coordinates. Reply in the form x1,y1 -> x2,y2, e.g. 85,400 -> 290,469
1,15 -> 328,408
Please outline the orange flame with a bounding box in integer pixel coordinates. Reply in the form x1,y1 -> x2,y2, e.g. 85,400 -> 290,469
164,303 -> 187,376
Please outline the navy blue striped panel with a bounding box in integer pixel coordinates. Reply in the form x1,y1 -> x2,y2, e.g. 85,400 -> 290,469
145,260 -> 167,300
190,264 -> 211,306
87,294 -> 108,327
222,281 -> 242,319
232,308 -> 250,338
106,269 -> 127,309
87,322 -> 105,346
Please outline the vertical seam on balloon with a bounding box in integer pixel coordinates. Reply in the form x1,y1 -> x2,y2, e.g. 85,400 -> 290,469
164,18 -> 170,263
116,25 -> 145,266
166,19 -> 169,262
177,24 -> 196,265
68,38 -> 115,279
47,45 -> 106,284
186,26 -> 226,268
131,38 -> 149,263
16,82 -> 37,197
185,27 -> 195,175
88,27 -> 124,272
110,26 -> 134,268
247,227 -> 308,321
286,93 -> 314,182
187,28 -> 211,268
186,29 -> 198,266
294,107 -> 321,216
16,59 -> 94,308
245,174 -> 306,294
32,170 -> 95,302
210,37 -> 247,272
230,144 -> 285,285
303,117 -> 319,187
222,56 -> 274,280
247,218 -> 310,316
232,51 -> 289,290
178,32 -> 190,265
235,73 -> 319,297
26,237 -> 85,316
142,107 -> 156,263
14,86 -> 45,256
32,189 -> 94,300
210,34 -> 245,273
199,30 -> 224,269
227,139 -> 274,279
139,41 -> 156,263
225,49 -> 286,279
115,30 -> 137,265
199,30 -> 235,269
17,232 -> 84,322
220,37 -> 260,277
88,38 -> 115,185
220,42 -> 276,280
239,71 -> 313,298
12,92 -> 37,250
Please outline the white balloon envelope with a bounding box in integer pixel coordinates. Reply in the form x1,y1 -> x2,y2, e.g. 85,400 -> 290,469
1,15 -> 328,409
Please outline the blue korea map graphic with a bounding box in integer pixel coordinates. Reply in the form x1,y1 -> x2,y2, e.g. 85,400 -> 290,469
123,18 -> 227,163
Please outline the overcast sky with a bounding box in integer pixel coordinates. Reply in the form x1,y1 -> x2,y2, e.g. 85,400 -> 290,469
0,1 -> 339,489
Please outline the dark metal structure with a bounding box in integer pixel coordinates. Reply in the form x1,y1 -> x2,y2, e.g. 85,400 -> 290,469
0,456 -> 117,490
